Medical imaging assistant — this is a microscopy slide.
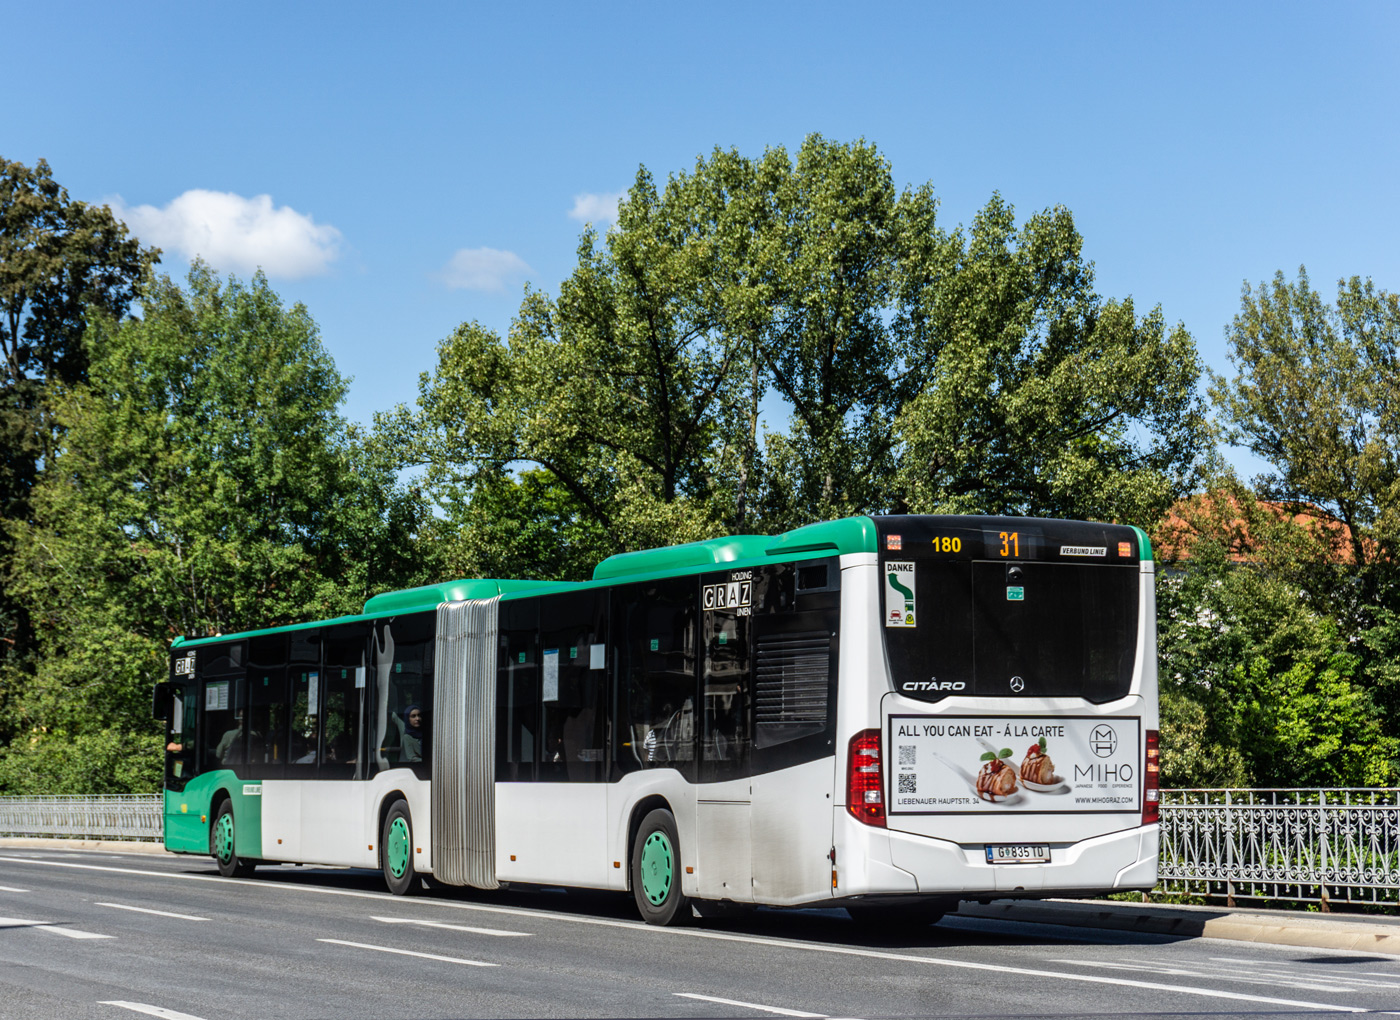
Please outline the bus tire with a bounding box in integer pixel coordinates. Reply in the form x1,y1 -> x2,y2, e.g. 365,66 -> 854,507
381,800 -> 419,896
630,808 -> 689,926
211,801 -> 256,878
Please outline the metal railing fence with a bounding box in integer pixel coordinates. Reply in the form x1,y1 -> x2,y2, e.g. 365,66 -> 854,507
5,788 -> 1400,908
0,795 -> 163,841
1158,788 -> 1400,907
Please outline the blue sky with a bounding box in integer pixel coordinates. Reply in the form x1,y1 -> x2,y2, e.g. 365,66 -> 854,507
7,1 -> 1398,478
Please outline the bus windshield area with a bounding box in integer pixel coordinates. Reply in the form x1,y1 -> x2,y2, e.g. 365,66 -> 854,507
883,558 -> 1140,703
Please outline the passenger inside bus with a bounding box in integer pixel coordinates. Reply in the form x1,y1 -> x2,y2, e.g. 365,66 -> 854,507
400,705 -> 425,762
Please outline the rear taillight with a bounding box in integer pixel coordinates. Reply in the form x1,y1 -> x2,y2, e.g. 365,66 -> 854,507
846,729 -> 886,828
1143,729 -> 1160,825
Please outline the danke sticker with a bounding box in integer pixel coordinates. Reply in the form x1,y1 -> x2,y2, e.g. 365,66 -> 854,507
885,561 -> 916,627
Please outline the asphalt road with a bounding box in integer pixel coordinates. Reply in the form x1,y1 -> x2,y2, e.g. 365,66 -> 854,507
3,847 -> 1400,1019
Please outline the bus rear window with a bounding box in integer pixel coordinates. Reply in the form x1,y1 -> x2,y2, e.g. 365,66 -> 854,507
883,559 -> 1139,703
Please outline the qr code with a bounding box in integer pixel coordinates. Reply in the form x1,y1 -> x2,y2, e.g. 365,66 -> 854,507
898,773 -> 917,794
898,744 -> 916,766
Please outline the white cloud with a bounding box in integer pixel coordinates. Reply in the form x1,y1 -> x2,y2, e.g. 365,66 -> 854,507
568,190 -> 625,225
110,190 -> 342,279
437,247 -> 533,292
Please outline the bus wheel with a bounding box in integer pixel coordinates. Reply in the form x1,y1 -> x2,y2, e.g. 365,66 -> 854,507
630,809 -> 689,926
211,801 -> 256,878
381,800 -> 419,896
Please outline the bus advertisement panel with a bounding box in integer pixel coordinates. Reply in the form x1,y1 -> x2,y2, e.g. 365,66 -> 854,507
886,714 -> 1142,814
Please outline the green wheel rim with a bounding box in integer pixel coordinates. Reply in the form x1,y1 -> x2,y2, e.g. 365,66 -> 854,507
388,816 -> 411,879
640,830 -> 674,906
215,813 -> 235,864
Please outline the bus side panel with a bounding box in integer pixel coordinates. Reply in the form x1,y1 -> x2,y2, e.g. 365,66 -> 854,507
260,780 -> 299,860
605,770 -> 696,895
495,781 -> 608,887
302,780 -> 373,868
366,769 -> 431,873
751,757 -> 837,905
163,773 -> 221,854
833,553 -> 887,746
695,776 -> 753,902
162,770 -> 264,859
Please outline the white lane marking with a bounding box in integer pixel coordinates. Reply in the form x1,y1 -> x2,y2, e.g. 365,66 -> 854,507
371,914 -> 528,937
675,993 -> 826,1016
1206,957 -> 1400,989
97,902 -> 209,921
1048,957 -> 1355,994
0,885 -> 29,892
0,915 -> 113,939
100,1002 -> 210,1020
0,856 -> 1372,1012
318,938 -> 497,967
1190,956 -> 1400,991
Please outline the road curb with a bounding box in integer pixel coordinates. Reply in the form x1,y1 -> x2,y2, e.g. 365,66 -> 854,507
956,899 -> 1400,956
0,836 -> 174,855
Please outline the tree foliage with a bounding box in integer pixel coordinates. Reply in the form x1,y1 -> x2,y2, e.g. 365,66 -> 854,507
1212,267 -> 1400,568
1,265 -> 425,791
395,136 -> 1208,567
0,156 -> 159,671
895,196 -> 1208,524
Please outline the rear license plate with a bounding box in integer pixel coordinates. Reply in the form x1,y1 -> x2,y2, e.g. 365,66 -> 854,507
985,843 -> 1050,864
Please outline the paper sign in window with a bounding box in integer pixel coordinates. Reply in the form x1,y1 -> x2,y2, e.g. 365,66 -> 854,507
543,648 -> 559,702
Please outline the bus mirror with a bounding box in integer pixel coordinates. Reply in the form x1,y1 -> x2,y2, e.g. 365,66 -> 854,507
153,682 -> 173,720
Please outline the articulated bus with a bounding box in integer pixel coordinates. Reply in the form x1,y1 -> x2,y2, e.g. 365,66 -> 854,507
154,515 -> 1160,925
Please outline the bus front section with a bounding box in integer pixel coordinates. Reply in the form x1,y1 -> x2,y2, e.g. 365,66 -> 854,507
833,515 -> 1159,913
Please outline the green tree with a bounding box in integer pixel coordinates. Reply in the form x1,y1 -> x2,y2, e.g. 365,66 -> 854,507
744,137 -> 937,527
1212,267 -> 1400,570
1211,266 -> 1400,724
1,265 -> 421,792
0,156 -> 158,671
399,138 -> 1208,577
894,195 -> 1208,524
1153,484 -> 1399,787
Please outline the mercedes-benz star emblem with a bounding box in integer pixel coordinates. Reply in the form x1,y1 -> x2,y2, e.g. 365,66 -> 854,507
1009,675 -> 1025,692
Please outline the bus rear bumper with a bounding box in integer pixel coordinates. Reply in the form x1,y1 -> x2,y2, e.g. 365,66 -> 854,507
836,821 -> 1158,900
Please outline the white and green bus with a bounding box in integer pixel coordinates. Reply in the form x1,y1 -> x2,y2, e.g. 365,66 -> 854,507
155,514 -> 1160,925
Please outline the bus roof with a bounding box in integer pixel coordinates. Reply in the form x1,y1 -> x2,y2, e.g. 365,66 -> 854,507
169,515 -> 1149,649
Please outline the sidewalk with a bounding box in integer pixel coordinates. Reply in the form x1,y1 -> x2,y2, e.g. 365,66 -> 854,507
959,897 -> 1400,956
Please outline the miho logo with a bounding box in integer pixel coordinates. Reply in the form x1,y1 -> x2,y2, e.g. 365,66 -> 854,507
1090,724 -> 1119,758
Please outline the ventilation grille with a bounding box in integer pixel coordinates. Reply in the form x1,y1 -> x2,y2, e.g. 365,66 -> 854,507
755,630 -> 830,724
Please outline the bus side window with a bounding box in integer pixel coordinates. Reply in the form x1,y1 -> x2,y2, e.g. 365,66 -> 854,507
701,589 -> 750,783
322,622 -> 368,780
286,631 -> 323,775
614,578 -> 697,777
287,667 -> 322,771
498,598 -> 539,782
538,590 -> 606,783
244,631 -> 288,781
392,620 -> 433,778
246,667 -> 287,780
369,614 -> 434,777
199,642 -> 247,773
202,680 -> 244,771
164,683 -> 194,786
